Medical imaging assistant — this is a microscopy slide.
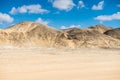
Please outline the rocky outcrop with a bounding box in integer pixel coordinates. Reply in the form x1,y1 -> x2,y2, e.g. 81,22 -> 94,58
61,27 -> 120,48
89,24 -> 112,33
0,22 -> 120,48
104,28 -> 120,40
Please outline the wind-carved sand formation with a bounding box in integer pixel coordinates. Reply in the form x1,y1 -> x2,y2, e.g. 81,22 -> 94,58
0,21 -> 120,48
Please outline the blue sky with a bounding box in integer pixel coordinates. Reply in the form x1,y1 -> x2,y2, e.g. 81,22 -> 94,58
0,0 -> 120,29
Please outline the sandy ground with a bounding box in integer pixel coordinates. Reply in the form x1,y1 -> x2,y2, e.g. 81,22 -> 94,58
0,47 -> 120,80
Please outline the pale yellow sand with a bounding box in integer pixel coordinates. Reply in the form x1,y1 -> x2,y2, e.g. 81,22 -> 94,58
0,47 -> 120,80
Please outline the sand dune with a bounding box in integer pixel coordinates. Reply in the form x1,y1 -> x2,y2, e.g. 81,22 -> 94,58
0,47 -> 120,80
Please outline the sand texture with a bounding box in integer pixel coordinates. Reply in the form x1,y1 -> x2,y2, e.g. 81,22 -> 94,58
0,47 -> 120,80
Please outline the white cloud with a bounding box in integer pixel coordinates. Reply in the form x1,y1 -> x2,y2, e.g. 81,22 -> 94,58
61,26 -> 67,29
92,1 -> 104,10
61,25 -> 81,29
77,0 -> 85,9
69,25 -> 81,28
35,18 -> 49,25
94,12 -> 120,21
117,4 -> 120,7
10,4 -> 49,14
0,12 -> 14,24
52,0 -> 75,11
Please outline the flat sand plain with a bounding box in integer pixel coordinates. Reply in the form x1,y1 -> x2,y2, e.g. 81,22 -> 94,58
0,47 -> 120,80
